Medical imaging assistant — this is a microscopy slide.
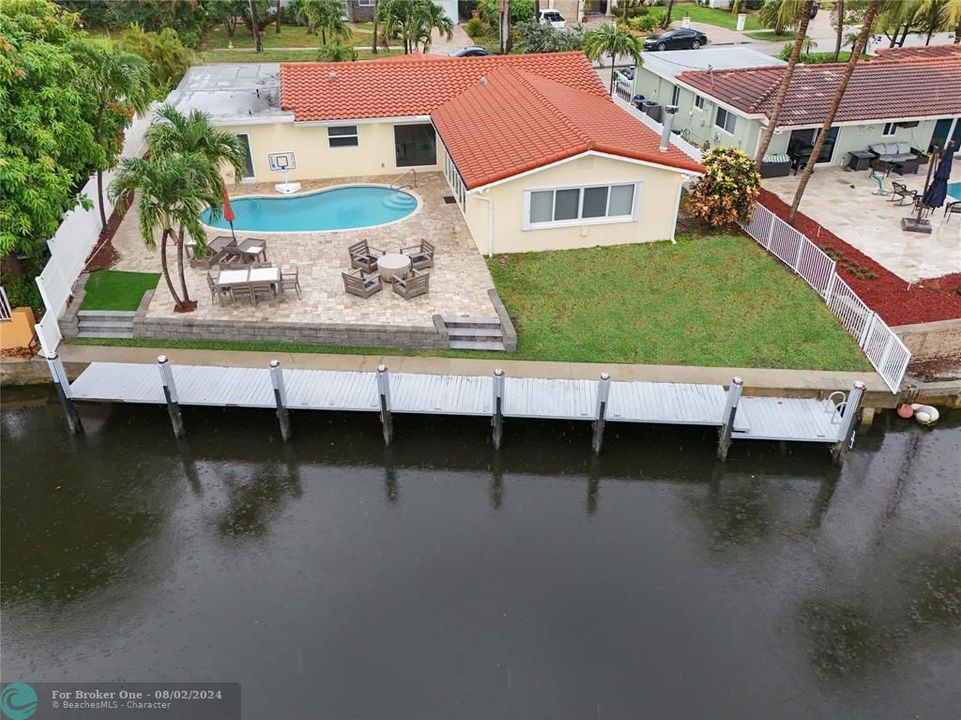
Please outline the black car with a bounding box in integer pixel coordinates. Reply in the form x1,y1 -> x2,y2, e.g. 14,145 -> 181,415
448,46 -> 493,57
643,28 -> 708,51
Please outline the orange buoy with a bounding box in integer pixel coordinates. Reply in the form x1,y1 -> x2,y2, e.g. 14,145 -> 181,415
896,403 -> 915,419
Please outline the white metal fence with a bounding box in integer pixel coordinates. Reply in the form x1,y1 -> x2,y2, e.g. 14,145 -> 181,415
742,203 -> 911,393
33,112 -> 153,355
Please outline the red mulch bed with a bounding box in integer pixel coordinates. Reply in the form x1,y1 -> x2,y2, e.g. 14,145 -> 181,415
84,190 -> 133,271
758,188 -> 961,326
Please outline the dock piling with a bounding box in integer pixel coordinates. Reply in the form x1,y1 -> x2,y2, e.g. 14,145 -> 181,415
831,381 -> 865,465
45,352 -> 83,434
269,360 -> 291,441
377,364 -> 393,446
157,355 -> 185,438
492,368 -> 505,450
591,373 -> 611,455
717,376 -> 743,461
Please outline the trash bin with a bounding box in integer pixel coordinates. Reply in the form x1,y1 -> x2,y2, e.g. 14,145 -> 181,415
642,100 -> 661,122
632,94 -> 645,109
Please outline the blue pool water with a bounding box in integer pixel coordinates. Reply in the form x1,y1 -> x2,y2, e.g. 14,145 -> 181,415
201,185 -> 419,232
948,181 -> 961,201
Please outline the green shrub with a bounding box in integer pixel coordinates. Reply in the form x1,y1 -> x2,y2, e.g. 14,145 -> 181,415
464,17 -> 486,37
684,147 -> 761,227
479,0 -> 534,25
1,274 -> 42,312
628,13 -> 662,32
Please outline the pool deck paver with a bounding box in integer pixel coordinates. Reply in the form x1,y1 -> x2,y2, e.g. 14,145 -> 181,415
110,172 -> 498,328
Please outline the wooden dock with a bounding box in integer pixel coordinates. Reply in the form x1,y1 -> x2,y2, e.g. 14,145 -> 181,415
53,358 -> 867,463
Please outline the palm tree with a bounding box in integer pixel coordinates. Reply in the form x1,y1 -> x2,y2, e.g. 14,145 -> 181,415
79,45 -> 153,230
760,0 -> 808,35
876,0 -> 920,47
297,0 -> 350,44
788,0 -> 882,223
832,0 -> 845,60
319,38 -> 359,60
109,154 -> 218,312
662,0 -> 675,29
372,0 -> 380,53
950,0 -> 961,41
754,0 -> 815,169
582,23 -> 645,96
145,105 -> 246,304
412,0 -> 452,52
249,0 -> 263,51
915,0 -> 950,44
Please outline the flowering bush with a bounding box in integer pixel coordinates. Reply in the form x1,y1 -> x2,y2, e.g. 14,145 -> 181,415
684,147 -> 761,227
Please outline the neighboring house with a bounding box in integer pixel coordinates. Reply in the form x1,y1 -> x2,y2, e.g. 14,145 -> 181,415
344,0 -> 457,22
175,53 -> 702,256
635,45 -> 961,167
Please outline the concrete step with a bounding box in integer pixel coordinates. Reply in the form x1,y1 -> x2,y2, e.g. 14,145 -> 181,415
443,316 -> 502,329
78,320 -> 135,331
447,327 -> 503,338
77,330 -> 135,339
449,340 -> 507,352
77,310 -> 137,318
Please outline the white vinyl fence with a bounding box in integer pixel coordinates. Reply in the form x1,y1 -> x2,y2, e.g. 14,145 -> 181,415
742,204 -> 911,393
34,112 -> 153,355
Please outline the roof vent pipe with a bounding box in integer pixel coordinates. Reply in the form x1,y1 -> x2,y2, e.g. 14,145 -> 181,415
479,76 -> 488,86
660,105 -> 677,152
328,71 -> 337,80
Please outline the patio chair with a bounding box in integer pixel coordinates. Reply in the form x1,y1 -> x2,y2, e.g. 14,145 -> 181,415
391,268 -> 429,300
944,200 -> 961,222
250,280 -> 276,302
400,239 -> 435,270
228,282 -> 255,305
239,237 -> 268,263
348,240 -> 384,273
223,244 -> 253,264
342,267 -> 382,298
281,266 -> 302,298
206,272 -> 230,305
191,236 -> 236,269
889,182 -> 918,206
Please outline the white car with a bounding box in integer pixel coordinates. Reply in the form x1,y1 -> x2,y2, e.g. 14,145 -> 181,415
538,10 -> 566,29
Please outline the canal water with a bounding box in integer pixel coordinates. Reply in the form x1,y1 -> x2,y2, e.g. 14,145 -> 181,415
2,392 -> 959,719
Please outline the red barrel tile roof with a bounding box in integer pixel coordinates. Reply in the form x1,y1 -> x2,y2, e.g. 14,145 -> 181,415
280,52 -> 609,122
677,54 -> 961,127
432,68 -> 703,189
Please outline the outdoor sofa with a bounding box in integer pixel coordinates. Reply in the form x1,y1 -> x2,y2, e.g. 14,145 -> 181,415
868,142 -> 922,175
760,153 -> 792,179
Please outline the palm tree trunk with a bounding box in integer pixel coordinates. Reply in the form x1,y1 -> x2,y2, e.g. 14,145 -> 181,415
94,109 -> 108,230
250,0 -> 263,52
372,0 -> 379,53
833,0 -> 844,61
955,16 -> 961,42
897,21 -> 910,46
754,1 -> 815,168
788,0 -> 881,224
176,226 -> 191,304
609,60 -> 616,96
663,0 -> 674,29
159,229 -> 184,310
275,0 -> 281,33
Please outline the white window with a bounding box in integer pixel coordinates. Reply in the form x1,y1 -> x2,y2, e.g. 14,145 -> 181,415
524,183 -> 638,229
357,0 -> 375,5
444,152 -> 466,209
327,125 -> 358,147
694,94 -> 705,110
715,107 -> 737,134
882,122 -> 897,136
670,85 -> 681,107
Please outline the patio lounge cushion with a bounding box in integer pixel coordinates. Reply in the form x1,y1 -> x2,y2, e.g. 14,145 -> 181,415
869,142 -> 916,162
763,153 -> 790,164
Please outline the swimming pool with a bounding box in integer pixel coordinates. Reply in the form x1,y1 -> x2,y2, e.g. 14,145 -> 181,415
201,185 -> 419,233
948,181 -> 961,201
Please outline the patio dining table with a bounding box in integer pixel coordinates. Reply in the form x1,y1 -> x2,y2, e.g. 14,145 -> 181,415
218,267 -> 281,289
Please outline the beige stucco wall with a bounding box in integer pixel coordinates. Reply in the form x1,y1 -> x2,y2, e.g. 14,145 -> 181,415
460,154 -> 688,256
221,120 -> 443,183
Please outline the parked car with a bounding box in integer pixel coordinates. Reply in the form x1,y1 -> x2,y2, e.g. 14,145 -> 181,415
614,67 -> 635,83
538,9 -> 566,28
643,28 -> 708,51
448,46 -> 493,57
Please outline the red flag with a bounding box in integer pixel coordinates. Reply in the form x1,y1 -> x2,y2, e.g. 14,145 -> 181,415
222,187 -> 236,223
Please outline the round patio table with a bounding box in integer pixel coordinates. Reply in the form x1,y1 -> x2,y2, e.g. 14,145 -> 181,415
378,253 -> 411,282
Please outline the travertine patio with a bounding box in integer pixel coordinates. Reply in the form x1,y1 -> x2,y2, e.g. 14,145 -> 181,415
111,172 -> 498,327
764,165 -> 961,282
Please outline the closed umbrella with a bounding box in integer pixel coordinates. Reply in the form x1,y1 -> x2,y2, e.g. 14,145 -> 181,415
222,186 -> 237,241
921,142 -> 955,209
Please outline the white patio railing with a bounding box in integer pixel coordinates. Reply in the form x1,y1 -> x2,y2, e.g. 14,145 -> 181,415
613,96 -> 703,164
33,111 -> 153,355
742,203 -> 911,393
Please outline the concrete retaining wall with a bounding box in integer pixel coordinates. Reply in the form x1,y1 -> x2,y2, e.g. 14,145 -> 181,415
894,317 -> 961,368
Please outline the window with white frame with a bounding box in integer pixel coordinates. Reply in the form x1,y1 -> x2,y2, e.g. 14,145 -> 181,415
670,85 -> 681,107
715,107 -> 736,134
327,125 -> 358,147
357,0 -> 375,5
444,152 -> 466,209
524,183 -> 638,229
882,122 -> 897,136
694,94 -> 705,110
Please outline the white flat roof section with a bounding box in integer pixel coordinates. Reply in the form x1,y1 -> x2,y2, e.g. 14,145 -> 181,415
168,64 -> 294,125
640,47 -> 786,80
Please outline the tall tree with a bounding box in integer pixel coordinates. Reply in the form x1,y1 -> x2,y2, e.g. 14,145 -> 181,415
760,0 -> 808,35
582,23 -> 644,96
297,0 -> 349,44
755,1 -> 815,168
412,0 -> 452,52
0,0 -> 100,257
109,154 -> 219,312
249,0 -> 263,51
205,0 -> 248,42
275,0 -> 282,32
832,0 -> 844,61
76,45 -> 153,230
915,0 -> 949,44
372,0 -> 380,53
144,105 -> 246,305
950,0 -> 961,41
788,0 -> 882,223
662,0 -> 674,28
118,25 -> 192,97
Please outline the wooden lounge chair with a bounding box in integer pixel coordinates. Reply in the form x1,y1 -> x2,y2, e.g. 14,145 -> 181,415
191,236 -> 236,269
281,266 -> 301,298
239,237 -> 268,263
400,239 -> 435,270
391,268 -> 429,300
348,240 -> 384,273
889,182 -> 918,206
946,200 -> 961,222
342,268 -> 382,298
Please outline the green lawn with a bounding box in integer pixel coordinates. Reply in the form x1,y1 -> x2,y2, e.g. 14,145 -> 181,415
81,271 -> 160,311
74,237 -> 870,372
674,5 -> 763,31
486,236 -> 870,370
201,48 -> 401,63
745,29 -> 798,41
201,23 -> 377,50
